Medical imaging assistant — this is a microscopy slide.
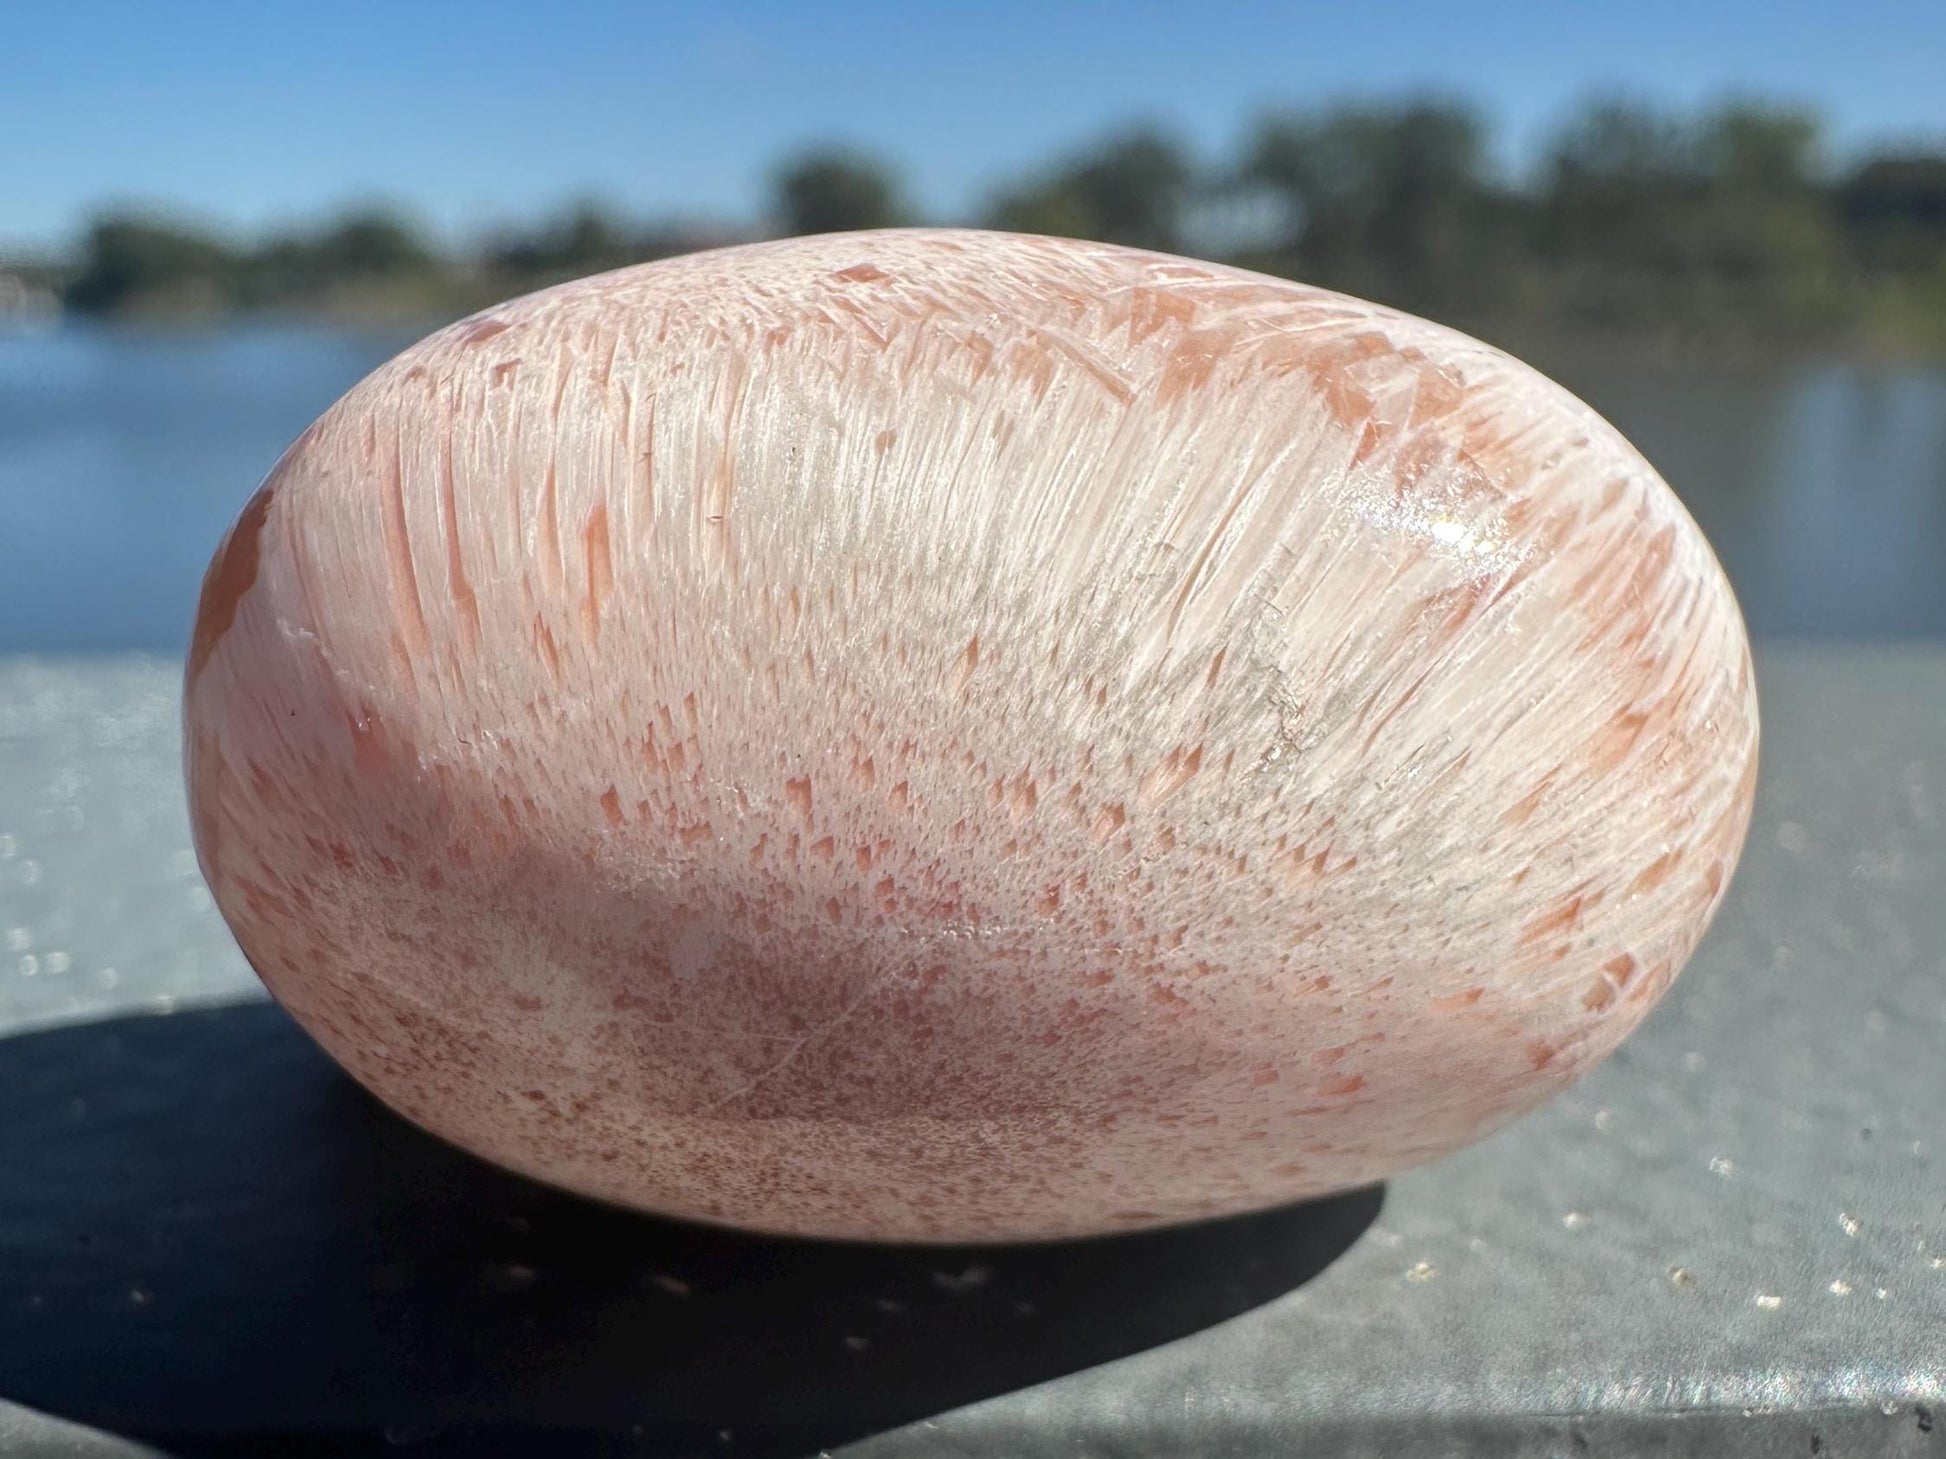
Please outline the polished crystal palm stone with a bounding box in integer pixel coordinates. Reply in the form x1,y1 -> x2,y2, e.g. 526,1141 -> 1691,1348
185,230 -> 1759,1241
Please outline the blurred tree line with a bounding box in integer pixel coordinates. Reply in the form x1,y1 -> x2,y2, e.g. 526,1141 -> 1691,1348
39,95 -> 1946,354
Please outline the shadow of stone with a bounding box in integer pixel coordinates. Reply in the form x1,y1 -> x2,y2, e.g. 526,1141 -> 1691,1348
0,1000 -> 1381,1457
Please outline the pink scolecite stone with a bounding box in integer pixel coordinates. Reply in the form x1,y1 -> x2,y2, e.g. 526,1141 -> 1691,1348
184,230 -> 1758,1242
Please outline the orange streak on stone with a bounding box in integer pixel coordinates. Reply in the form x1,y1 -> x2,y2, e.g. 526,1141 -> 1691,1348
581,503 -> 613,644
187,483 -> 274,685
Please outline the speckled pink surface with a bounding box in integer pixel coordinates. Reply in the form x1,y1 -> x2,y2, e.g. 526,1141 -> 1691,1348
184,230 -> 1758,1242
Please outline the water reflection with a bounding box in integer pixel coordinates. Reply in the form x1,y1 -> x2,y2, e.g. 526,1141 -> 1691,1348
1543,352 -> 1946,638
0,324 -> 1940,651
0,325 -> 409,655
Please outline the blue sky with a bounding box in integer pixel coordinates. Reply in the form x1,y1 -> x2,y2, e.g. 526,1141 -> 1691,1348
5,0 -> 1944,254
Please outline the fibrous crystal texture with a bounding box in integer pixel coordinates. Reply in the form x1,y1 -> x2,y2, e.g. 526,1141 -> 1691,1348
185,231 -> 1758,1240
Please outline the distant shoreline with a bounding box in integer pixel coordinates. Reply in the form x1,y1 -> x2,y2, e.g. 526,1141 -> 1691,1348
12,297 -> 1942,373
10,95 -> 1943,364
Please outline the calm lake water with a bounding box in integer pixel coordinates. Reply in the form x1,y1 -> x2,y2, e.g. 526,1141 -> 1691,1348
0,322 -> 1941,652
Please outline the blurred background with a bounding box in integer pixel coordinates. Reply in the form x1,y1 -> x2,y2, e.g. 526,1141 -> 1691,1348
2,13 -> 1942,1453
2,0 -> 1944,651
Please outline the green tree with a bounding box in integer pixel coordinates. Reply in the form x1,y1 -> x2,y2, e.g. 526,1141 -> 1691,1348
773,151 -> 908,236
64,214 -> 238,314
1539,97 -> 1840,336
235,233 -> 320,307
988,127 -> 1194,254
1538,97 -> 1706,324
1243,100 -> 1510,313
1695,103 -> 1838,325
487,201 -> 639,277
1839,153 -> 1946,274
228,207 -> 435,311
311,208 -> 435,277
